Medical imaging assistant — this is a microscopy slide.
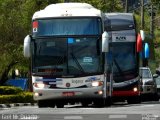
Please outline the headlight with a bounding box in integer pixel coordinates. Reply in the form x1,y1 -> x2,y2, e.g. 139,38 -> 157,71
133,87 -> 138,92
92,81 -> 103,87
34,82 -> 45,88
144,80 -> 154,85
34,92 -> 39,97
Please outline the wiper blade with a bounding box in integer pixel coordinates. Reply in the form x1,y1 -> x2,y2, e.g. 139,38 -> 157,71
70,53 -> 85,73
96,36 -> 101,55
113,58 -> 124,76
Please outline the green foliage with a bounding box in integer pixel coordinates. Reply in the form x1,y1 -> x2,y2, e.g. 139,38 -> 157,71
0,86 -> 23,95
0,92 -> 35,104
0,0 -> 78,81
0,86 -> 34,104
0,0 -> 30,81
148,59 -> 157,73
62,0 -> 124,12
154,29 -> 160,65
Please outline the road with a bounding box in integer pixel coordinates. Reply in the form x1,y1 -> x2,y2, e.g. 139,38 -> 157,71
0,101 -> 160,120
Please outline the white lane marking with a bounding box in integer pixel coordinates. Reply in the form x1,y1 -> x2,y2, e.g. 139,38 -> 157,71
109,115 -> 127,119
140,105 -> 155,107
64,116 -> 83,119
80,108 -> 95,110
153,115 -> 159,118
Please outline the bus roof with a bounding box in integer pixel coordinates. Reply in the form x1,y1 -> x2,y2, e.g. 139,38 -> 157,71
105,13 -> 134,21
32,3 -> 103,20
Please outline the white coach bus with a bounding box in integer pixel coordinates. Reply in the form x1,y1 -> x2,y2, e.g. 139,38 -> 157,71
24,3 -> 112,108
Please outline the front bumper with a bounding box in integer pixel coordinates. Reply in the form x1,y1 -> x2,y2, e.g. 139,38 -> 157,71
141,85 -> 156,95
33,87 -> 104,101
157,88 -> 160,97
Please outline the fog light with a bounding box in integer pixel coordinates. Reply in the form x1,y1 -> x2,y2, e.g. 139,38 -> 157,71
34,92 -> 39,97
133,87 -> 138,92
98,90 -> 103,95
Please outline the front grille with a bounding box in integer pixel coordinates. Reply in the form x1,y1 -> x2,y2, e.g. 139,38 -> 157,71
157,88 -> 160,92
49,84 -> 57,88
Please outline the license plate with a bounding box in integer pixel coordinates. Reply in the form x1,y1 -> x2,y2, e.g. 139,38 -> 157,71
62,92 -> 75,96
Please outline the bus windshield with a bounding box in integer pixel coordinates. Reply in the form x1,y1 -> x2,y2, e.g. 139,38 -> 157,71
139,68 -> 152,78
32,37 -> 102,77
32,17 -> 102,36
107,42 -> 138,82
104,18 -> 135,31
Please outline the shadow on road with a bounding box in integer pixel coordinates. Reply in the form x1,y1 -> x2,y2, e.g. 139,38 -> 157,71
65,100 -> 160,108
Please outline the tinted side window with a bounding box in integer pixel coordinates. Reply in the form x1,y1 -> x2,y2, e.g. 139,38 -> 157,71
104,19 -> 135,31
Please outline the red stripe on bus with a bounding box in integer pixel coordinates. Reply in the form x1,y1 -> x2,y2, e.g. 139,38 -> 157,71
113,91 -> 139,97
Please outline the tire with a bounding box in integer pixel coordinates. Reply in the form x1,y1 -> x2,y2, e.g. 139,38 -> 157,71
49,102 -> 55,108
105,97 -> 112,107
37,100 -> 47,108
153,93 -> 159,101
81,102 -> 89,107
127,96 -> 141,104
93,99 -> 106,107
56,104 -> 64,108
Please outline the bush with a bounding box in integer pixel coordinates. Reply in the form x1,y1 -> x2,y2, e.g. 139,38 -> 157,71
0,86 -> 35,104
0,92 -> 35,104
0,86 -> 23,95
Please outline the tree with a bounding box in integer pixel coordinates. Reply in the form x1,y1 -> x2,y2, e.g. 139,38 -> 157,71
0,0 -> 63,85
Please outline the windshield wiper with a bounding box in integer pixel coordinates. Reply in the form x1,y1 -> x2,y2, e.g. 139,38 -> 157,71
113,58 -> 124,76
70,53 -> 85,73
96,36 -> 101,55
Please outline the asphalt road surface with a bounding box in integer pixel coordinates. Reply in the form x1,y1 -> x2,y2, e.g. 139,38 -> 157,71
0,101 -> 160,120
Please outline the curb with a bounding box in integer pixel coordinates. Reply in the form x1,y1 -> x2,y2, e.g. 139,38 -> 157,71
0,103 -> 37,108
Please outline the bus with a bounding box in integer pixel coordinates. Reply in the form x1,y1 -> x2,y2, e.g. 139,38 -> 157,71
104,13 -> 144,104
23,3 -> 111,108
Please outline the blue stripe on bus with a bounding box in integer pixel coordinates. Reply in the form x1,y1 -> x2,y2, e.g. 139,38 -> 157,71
36,78 -> 62,82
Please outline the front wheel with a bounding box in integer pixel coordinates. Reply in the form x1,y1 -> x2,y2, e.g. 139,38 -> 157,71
37,100 -> 47,108
81,102 -> 89,107
93,98 -> 111,107
105,97 -> 112,107
56,103 -> 64,108
127,96 -> 141,104
153,93 -> 159,101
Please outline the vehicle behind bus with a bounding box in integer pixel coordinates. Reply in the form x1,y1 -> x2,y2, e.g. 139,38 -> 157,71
139,67 -> 159,101
104,13 -> 142,104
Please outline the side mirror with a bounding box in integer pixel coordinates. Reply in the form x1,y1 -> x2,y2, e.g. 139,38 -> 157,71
24,35 -> 31,58
139,73 -> 142,78
140,30 -> 145,41
136,33 -> 142,52
102,31 -> 109,52
153,74 -> 158,78
144,43 -> 149,58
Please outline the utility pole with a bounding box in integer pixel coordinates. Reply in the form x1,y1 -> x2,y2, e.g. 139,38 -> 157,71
125,0 -> 128,13
141,0 -> 145,67
147,3 -> 156,60
141,0 -> 144,29
150,4 -> 154,39
112,0 -> 114,12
